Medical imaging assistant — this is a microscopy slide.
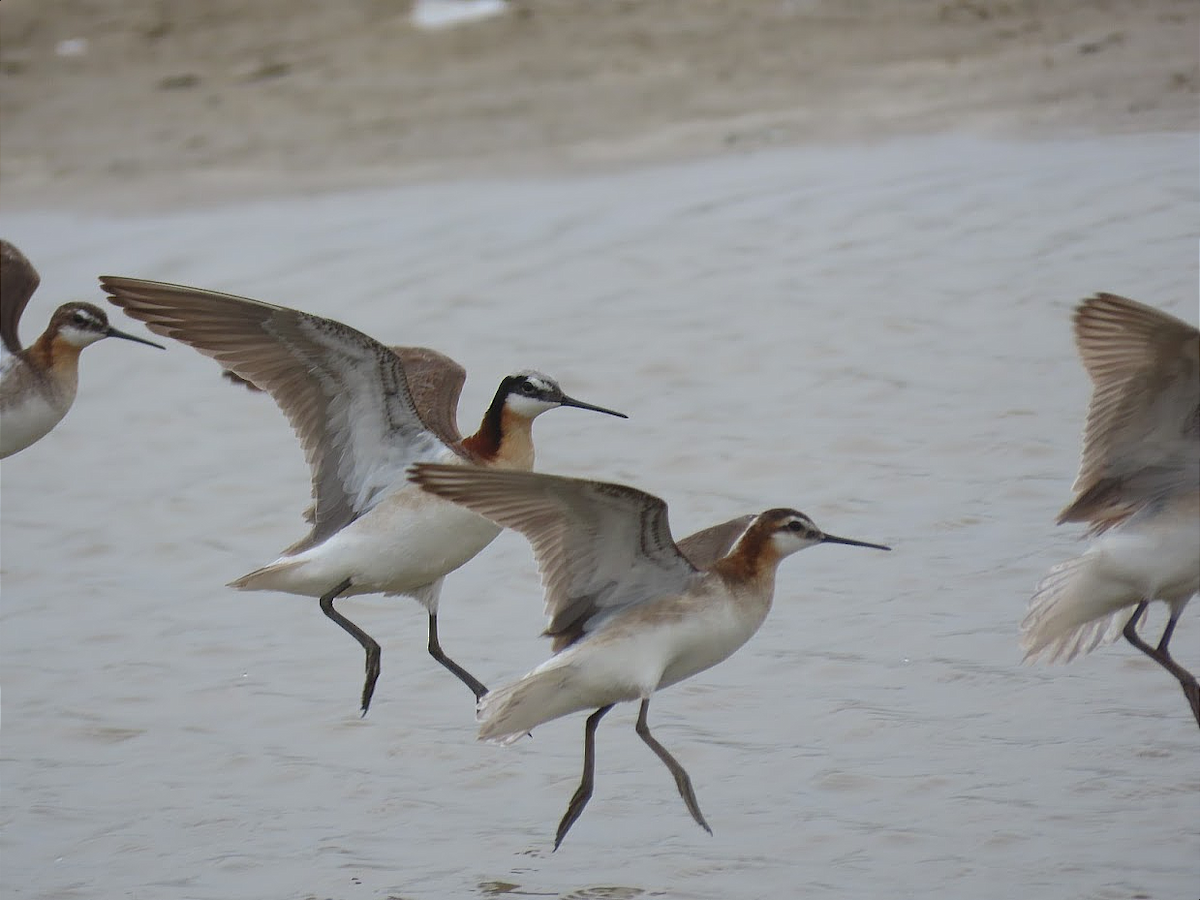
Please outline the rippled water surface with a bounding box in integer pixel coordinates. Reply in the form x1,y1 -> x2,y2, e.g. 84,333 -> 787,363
2,134 -> 1197,899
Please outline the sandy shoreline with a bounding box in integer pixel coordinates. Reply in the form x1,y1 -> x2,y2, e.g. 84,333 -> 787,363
1,0 -> 1197,211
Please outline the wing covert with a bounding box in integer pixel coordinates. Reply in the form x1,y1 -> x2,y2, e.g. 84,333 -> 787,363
676,515 -> 754,570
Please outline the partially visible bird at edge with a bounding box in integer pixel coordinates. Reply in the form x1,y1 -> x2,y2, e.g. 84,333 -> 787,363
1021,293 -> 1200,729
1,240 -> 163,459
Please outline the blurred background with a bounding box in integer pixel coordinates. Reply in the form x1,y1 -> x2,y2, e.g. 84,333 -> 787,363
1,3 -> 1197,900
1,0 -> 1196,208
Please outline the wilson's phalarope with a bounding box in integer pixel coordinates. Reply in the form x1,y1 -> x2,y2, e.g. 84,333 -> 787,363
0,241 -> 163,459
1021,293 -> 1200,727
100,276 -> 626,715
410,463 -> 890,848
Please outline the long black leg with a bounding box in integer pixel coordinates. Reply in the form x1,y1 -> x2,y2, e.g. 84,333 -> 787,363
427,612 -> 488,701
635,698 -> 712,835
1121,601 -> 1153,655
1153,607 -> 1200,728
317,578 -> 380,716
554,704 -> 614,851
1122,602 -> 1200,729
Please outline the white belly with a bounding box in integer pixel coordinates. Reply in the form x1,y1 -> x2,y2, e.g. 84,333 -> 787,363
477,582 -> 773,741
0,370 -> 72,459
571,585 -> 767,699
237,483 -> 502,598
654,601 -> 765,691
1098,508 -> 1200,606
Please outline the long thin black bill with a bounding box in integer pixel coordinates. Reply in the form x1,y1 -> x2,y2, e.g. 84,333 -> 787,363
107,326 -> 166,349
558,394 -> 627,419
821,533 -> 891,551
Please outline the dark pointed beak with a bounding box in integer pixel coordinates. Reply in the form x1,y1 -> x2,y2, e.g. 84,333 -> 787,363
106,326 -> 165,349
820,532 -> 891,551
558,393 -> 628,419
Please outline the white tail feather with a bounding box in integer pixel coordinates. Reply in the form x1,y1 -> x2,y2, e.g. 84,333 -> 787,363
1021,554 -> 1135,664
227,560 -> 300,591
477,662 -> 589,745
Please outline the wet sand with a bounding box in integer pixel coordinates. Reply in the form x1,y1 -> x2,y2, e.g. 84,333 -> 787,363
1,0 -> 1197,209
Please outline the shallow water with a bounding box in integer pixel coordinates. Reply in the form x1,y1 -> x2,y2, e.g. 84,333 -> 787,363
1,133 -> 1197,900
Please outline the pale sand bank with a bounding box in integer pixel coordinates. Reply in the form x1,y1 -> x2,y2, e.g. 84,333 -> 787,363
1,0 -> 1196,210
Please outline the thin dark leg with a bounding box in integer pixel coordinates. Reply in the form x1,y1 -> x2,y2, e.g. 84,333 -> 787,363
427,613 -> 488,701
1121,601 -> 1152,654
635,698 -> 712,835
554,704 -> 614,851
1156,609 -> 1180,653
1122,602 -> 1200,729
1154,607 -> 1200,728
318,578 -> 380,716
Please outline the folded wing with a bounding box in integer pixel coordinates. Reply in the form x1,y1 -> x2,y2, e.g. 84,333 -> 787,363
676,515 -> 754,570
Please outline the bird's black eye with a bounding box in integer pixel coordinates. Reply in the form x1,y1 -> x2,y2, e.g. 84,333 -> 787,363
519,380 -> 537,395
787,520 -> 804,532
72,313 -> 88,325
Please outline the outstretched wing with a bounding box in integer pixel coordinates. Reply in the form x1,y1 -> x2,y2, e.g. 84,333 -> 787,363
223,344 -> 467,451
410,464 -> 700,649
1,239 -> 41,355
101,277 -> 457,547
1059,293 -> 1200,531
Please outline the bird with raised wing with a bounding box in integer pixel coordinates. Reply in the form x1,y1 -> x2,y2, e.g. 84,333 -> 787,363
0,240 -> 163,458
410,463 -> 890,848
101,276 -> 626,715
1021,293 -> 1200,727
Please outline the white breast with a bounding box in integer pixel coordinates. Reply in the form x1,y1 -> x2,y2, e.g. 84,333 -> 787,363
0,360 -> 75,458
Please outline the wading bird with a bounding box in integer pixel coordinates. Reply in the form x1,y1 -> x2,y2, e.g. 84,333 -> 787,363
411,463 -> 890,847
102,276 -> 626,714
1022,293 -> 1199,728
1,240 -> 162,458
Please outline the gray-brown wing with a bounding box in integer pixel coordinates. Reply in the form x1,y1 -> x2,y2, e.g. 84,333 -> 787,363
391,346 -> 466,448
409,464 -> 699,649
223,344 -> 466,449
1059,294 -> 1200,529
1,240 -> 41,354
101,276 -> 456,547
676,515 -> 754,570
